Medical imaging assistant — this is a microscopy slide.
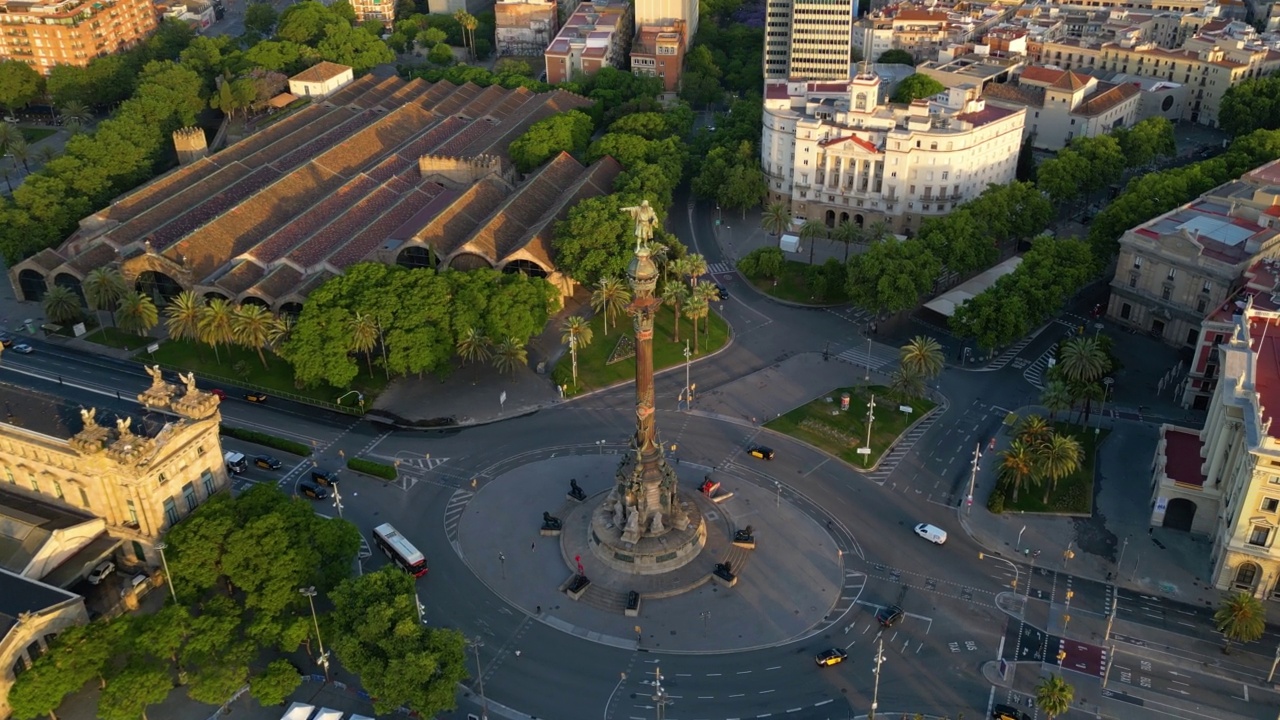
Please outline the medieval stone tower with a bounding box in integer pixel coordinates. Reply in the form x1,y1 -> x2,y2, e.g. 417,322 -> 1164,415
173,127 -> 208,166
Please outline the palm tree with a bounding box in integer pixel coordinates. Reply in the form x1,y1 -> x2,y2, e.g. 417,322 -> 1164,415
889,367 -> 925,402
999,439 -> 1037,502
198,297 -> 235,364
346,311 -> 379,376
864,219 -> 891,244
1016,415 -> 1052,448
683,253 -> 708,289
0,122 -> 18,152
233,303 -> 276,369
116,291 -> 158,336
1214,592 -> 1265,654
1059,336 -> 1109,384
591,277 -> 631,336
164,291 -> 205,343
82,267 -> 127,329
761,201 -> 791,236
694,280 -> 721,336
491,337 -> 527,375
799,219 -> 826,265
560,315 -> 593,386
42,285 -> 82,325
456,327 -> 491,365
453,10 -> 477,59
1038,433 -> 1082,503
34,145 -> 58,165
59,100 -> 92,133
7,138 -> 30,173
1035,675 -> 1074,719
1040,379 -> 1073,420
832,220 -> 861,262
662,283 -> 688,343
685,296 -> 709,352
899,335 -> 944,380
266,314 -> 292,351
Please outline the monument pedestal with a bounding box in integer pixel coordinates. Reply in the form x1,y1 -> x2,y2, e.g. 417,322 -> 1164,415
588,490 -> 706,575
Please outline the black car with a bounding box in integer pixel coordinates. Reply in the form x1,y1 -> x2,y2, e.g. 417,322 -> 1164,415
0,333 -> 13,348
298,480 -> 328,500
245,392 -> 268,403
254,455 -> 282,470
876,605 -> 904,627
991,704 -> 1030,720
715,284 -> 729,300
747,445 -> 775,460
311,468 -> 339,486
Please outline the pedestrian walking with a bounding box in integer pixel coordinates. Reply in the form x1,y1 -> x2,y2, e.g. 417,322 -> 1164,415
536,605 -> 541,614
531,541 -> 536,551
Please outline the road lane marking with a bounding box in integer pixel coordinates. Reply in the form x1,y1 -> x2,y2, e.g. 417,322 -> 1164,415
766,666 -> 781,670
729,693 -> 745,698
815,700 -> 834,706
707,673 -> 721,676
698,696 -> 714,699
737,670 -> 751,674
1244,684 -> 1249,702
759,689 -> 774,694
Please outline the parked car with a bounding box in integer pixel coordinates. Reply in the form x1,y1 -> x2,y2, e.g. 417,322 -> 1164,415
747,445 -> 775,460
87,560 -> 115,585
244,392 -> 268,403
12,343 -> 33,354
913,523 -> 947,544
991,704 -> 1030,720
209,388 -> 227,400
814,648 -> 847,667
3,117 -> 17,124
876,605 -> 904,627
120,573 -> 149,597
298,479 -> 329,500
254,455 -> 282,470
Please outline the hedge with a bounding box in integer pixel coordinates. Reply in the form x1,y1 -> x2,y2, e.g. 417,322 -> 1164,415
219,425 -> 312,457
347,457 -> 398,481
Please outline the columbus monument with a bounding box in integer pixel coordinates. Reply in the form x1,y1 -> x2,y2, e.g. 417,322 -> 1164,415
588,201 -> 708,574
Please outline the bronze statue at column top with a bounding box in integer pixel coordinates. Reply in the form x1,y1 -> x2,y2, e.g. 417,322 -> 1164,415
605,201 -> 689,544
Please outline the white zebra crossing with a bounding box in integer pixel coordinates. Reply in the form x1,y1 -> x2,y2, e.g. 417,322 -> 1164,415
835,345 -> 899,372
867,400 -> 947,483
706,262 -> 733,274
1022,347 -> 1057,390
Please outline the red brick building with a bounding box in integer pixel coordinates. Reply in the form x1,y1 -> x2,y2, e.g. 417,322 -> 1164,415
543,0 -> 633,84
630,22 -> 684,93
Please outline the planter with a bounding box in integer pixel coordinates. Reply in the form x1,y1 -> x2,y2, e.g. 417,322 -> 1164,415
565,574 -> 591,600
624,590 -> 641,617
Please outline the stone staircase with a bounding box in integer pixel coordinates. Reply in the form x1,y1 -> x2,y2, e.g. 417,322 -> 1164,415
718,542 -> 755,577
579,583 -> 632,613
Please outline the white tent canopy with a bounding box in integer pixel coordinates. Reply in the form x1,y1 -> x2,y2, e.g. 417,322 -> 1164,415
280,703 -> 315,720
311,710 -> 343,720
779,233 -> 800,253
923,256 -> 1022,318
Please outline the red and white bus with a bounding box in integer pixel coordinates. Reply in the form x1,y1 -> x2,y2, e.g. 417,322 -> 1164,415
372,523 -> 427,577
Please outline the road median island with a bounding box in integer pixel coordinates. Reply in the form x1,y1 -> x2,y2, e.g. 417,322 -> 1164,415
347,457 -> 397,481
765,386 -> 935,467
219,425 -> 313,457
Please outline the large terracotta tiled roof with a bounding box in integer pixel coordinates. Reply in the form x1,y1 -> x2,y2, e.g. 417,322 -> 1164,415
24,76 -> 603,307
290,61 -> 352,84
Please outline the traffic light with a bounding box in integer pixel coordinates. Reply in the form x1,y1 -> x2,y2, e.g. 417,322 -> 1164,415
1066,590 -> 1074,601
1057,650 -> 1067,662
978,552 -> 985,560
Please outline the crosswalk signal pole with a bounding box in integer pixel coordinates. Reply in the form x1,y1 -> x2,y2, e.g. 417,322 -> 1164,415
869,637 -> 885,720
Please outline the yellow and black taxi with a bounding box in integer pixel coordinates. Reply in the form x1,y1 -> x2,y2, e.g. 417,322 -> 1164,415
814,648 -> 847,667
244,392 -> 268,403
254,455 -> 282,470
298,479 -> 329,500
991,704 -> 1030,720
747,445 -> 775,460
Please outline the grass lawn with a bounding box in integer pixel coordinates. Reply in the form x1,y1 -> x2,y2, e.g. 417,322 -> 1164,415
84,326 -> 153,351
748,259 -> 850,305
560,305 -> 730,395
21,127 -> 56,144
1001,423 -> 1107,514
765,386 -> 935,468
144,338 -> 388,408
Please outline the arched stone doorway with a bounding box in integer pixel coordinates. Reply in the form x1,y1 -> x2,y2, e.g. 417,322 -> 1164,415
241,296 -> 269,309
1233,561 -> 1260,593
448,253 -> 493,271
136,271 -> 183,307
1163,498 -> 1197,532
53,273 -> 86,307
824,210 -> 836,228
854,214 -> 865,228
839,212 -> 850,225
18,269 -> 47,302
279,302 -> 303,320
503,260 -> 547,278
204,292 -> 229,304
397,246 -> 436,271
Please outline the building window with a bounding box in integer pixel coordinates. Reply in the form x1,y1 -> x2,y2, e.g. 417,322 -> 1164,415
158,472 -> 168,485
53,480 -> 63,500
5,469 -> 13,485
182,483 -> 197,512
1133,256 -> 1143,268
79,487 -> 90,508
127,499 -> 139,526
196,445 -> 205,457
163,498 -> 180,526
29,474 -> 38,492
202,470 -> 215,497
1197,297 -> 1207,314
1263,498 -> 1280,513
1201,280 -> 1212,293
1249,525 -> 1271,547
1161,285 -> 1172,301
1167,267 -> 1177,280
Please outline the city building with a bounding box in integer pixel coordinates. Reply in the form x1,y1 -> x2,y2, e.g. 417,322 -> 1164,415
350,0 -> 395,24
1106,158 -> 1280,346
630,22 -> 685,93
851,17 -> 895,63
163,1 -> 216,33
1149,300 -> 1280,600
0,570 -> 88,720
0,488 -> 119,587
982,65 -> 1140,149
427,0 -> 494,15
543,0 -> 634,84
764,0 -> 855,81
916,52 -> 1023,90
494,0 -> 558,57
1181,260 -> 1280,410
889,7 -> 954,60
761,70 -> 1026,235
0,0 -> 158,74
11,75 -> 611,308
634,0 -> 696,45
288,61 -> 355,100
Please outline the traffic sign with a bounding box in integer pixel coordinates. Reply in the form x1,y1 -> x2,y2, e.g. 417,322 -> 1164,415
857,448 -> 872,455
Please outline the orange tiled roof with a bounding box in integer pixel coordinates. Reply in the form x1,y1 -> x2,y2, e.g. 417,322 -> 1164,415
290,61 -> 352,84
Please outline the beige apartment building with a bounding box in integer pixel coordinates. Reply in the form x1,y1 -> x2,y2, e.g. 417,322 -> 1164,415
0,570 -> 87,720
350,0 -> 395,24
0,0 -> 157,73
634,0 -> 696,44
543,0 -> 633,84
495,0 -> 558,57
1150,302 -> 1280,599
983,65 -> 1140,150
1107,158 -> 1280,346
1034,35 -> 1280,125
630,22 -> 685,93
762,71 -> 1025,235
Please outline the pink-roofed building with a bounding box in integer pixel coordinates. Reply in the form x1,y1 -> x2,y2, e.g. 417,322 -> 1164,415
1107,157 -> 1280,347
543,0 -> 633,85
1151,302 -> 1280,598
1182,260 -> 1280,409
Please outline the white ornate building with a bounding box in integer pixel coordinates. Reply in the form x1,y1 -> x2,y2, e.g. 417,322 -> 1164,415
761,69 -> 1026,234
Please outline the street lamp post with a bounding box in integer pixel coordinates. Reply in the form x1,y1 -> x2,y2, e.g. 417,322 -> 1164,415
865,327 -> 873,381
652,666 -> 671,720
414,591 -> 427,625
469,637 -> 489,720
1016,524 -> 1027,553
330,480 -> 344,519
700,610 -> 710,636
979,551 -> 1020,594
683,341 -> 692,411
499,552 -> 506,580
155,542 -> 178,603
299,587 -> 330,682
966,442 -> 981,514
869,637 -> 885,720
1117,536 -> 1129,576
597,439 -> 606,455
1130,551 -> 1141,581
1098,377 -> 1114,434
864,395 -> 877,468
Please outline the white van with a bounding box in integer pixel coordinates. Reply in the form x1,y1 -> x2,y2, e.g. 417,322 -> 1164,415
914,523 -> 947,544
225,451 -> 247,474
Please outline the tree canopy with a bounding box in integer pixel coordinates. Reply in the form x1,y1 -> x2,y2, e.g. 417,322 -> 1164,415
0,59 -> 43,114
507,109 -> 593,172
876,49 -> 916,66
890,73 -> 945,103
1219,75 -> 1280,138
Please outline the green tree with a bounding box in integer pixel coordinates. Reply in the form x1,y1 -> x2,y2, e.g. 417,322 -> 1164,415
662,282 -> 687,343
736,246 -> 784,280
1219,75 -> 1280,138
250,659 -> 302,708
82,267 -> 126,328
1059,336 -> 1109,384
116,291 -> 158,336
417,27 -> 448,48
876,49 -> 915,66
491,337 -> 527,375
198,297 -> 236,363
899,335 -> 943,379
552,194 -> 634,285
1016,415 -> 1052,447
165,290 -> 205,343
232,303 -> 277,368
1115,116 -> 1176,166
1214,591 -> 1265,653
832,219 -> 860,262
42,285 -> 82,325
277,1 -> 351,45
1038,433 -> 1082,503
890,73 -> 945,103
591,276 -> 631,336
6,137 -> 30,174
999,439 -> 1037,502
0,59 -> 42,114
560,314 -> 592,386
889,367 -> 925,401
685,295 -> 708,352
455,327 -> 491,365
799,219 -> 826,265
1035,674 -> 1074,719
315,23 -> 395,73
508,110 -> 593,173
243,40 -> 318,74
1040,379 -> 1073,420
1071,134 -> 1126,196
846,236 -> 940,315
1036,148 -> 1090,207
58,100 -> 93,133
244,3 -> 280,35
453,10 -> 477,60
210,74 -> 257,118
427,42 -> 454,65
347,310 -> 380,376
762,201 -> 791,236
97,664 -> 173,720
719,162 -> 767,218
328,568 -> 468,716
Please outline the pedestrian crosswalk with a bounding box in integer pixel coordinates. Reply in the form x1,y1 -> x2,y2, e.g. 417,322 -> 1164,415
867,398 -> 947,484
835,344 -> 899,372
985,329 -> 1042,371
1023,347 -> 1057,390
706,262 -> 734,275
825,306 -> 876,326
